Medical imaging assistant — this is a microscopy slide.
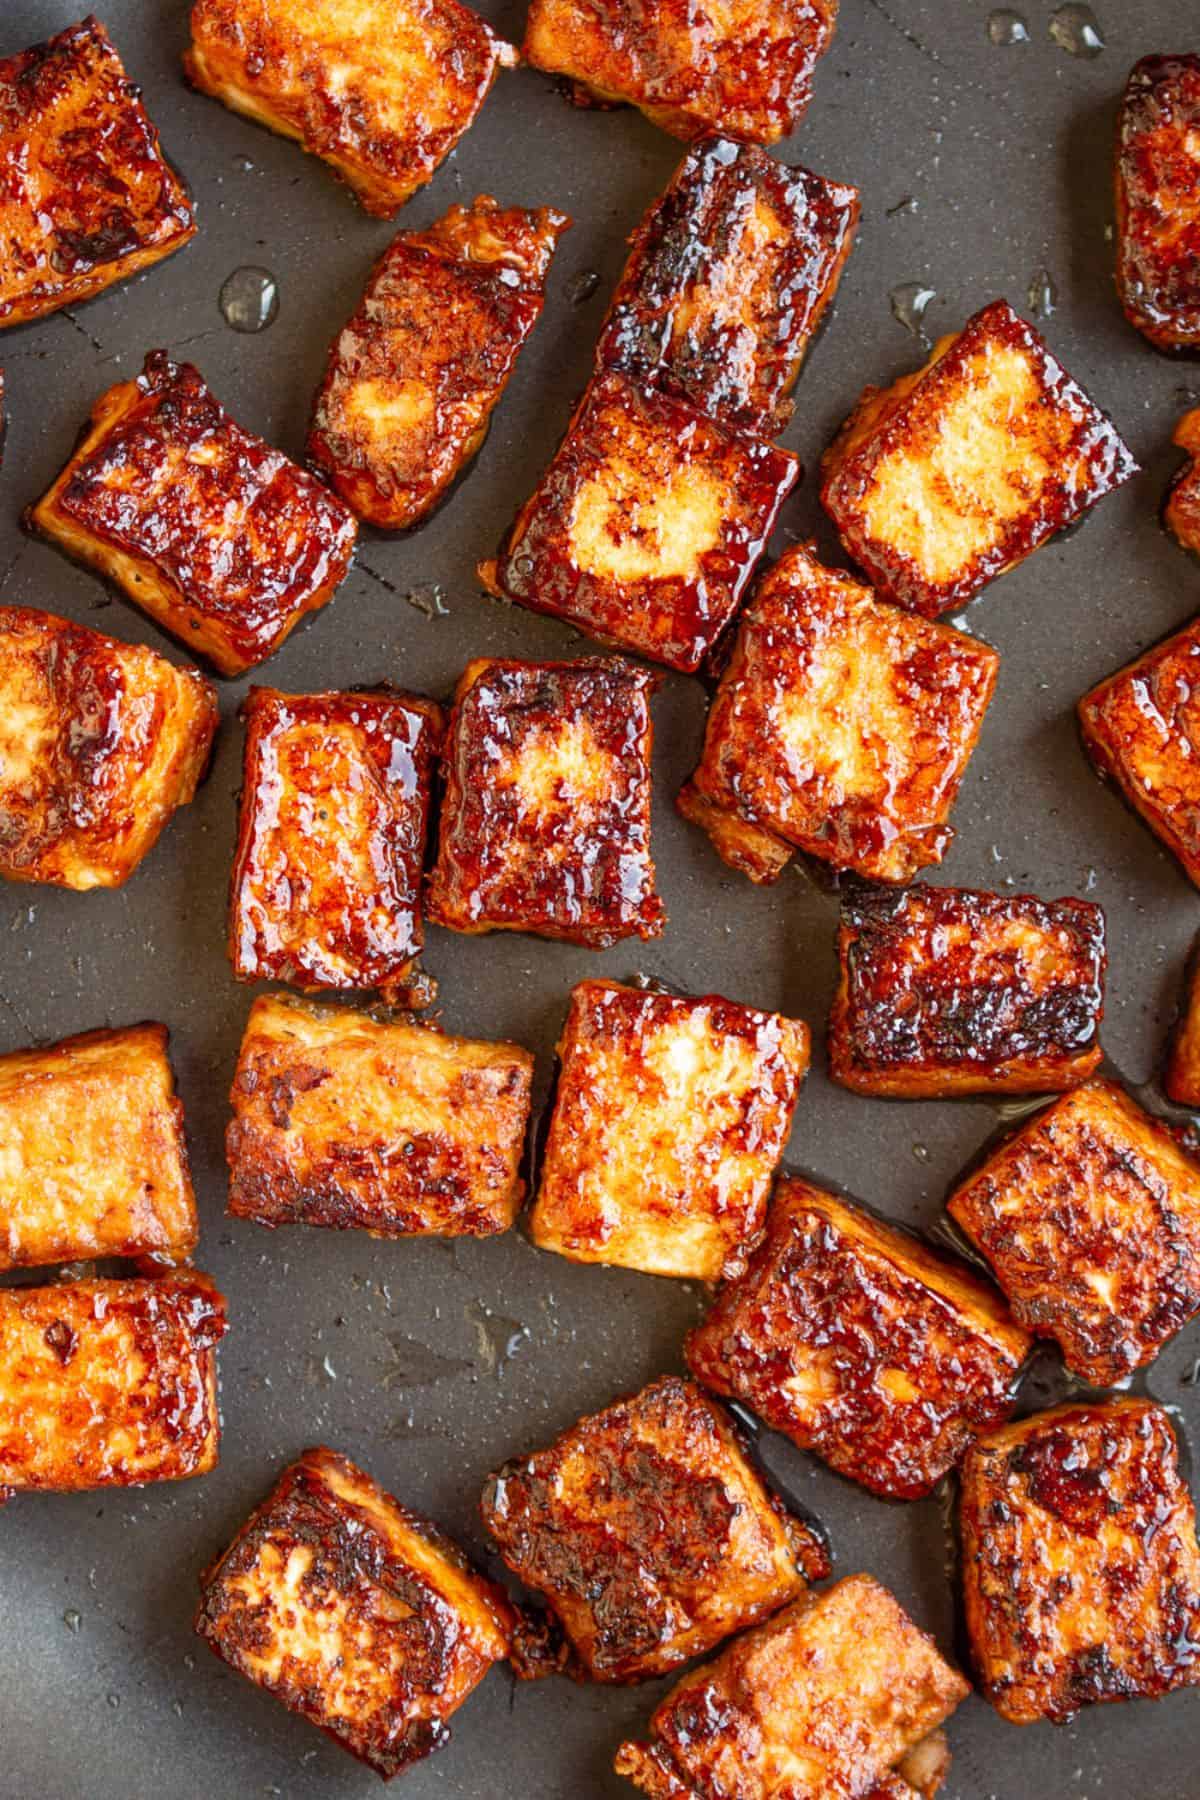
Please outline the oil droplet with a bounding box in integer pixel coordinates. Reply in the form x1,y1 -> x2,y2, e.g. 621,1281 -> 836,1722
566,269 -> 601,305
468,1300 -> 530,1375
1182,1357 -> 1200,1387
219,266 -> 279,333
377,1333 -> 471,1389
890,282 -> 937,345
987,9 -> 1029,45
912,1143 -> 930,1163
1028,267 -> 1058,318
1049,4 -> 1104,58
62,1609 -> 82,1633
106,1693 -> 120,1710
886,194 -> 919,217
403,582 -> 448,619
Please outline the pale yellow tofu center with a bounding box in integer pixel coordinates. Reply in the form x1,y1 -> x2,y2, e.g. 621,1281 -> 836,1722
774,618 -> 915,801
342,377 -> 434,451
497,717 -> 609,813
569,458 -> 724,583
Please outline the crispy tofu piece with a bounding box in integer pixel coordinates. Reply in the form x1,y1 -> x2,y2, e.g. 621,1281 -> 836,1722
596,137 -> 858,438
1166,932 -> 1200,1105
529,980 -> 809,1281
615,1574 -> 969,1800
0,1273 -> 226,1492
29,353 -> 357,678
426,659 -> 662,948
196,1446 -> 511,1777
677,547 -> 998,887
1115,55 -> 1200,352
959,1401 -> 1200,1724
1166,408 -> 1200,556
185,0 -> 514,218
0,604 -> 217,889
828,883 -> 1106,1098
686,1178 -> 1030,1500
0,18 -> 194,331
229,686 -> 443,1005
820,300 -> 1137,618
308,196 -> 570,529
479,370 -> 798,673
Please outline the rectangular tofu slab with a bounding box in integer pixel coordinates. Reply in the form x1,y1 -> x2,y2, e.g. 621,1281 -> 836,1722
1166,932 -> 1200,1105
1166,408 -> 1200,556
1115,55 -> 1200,351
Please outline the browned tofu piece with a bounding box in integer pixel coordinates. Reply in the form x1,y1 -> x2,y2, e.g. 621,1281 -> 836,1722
426,659 -> 662,948
1166,407 -> 1200,556
678,547 -> 999,887
595,137 -> 858,438
0,1273 -> 226,1492
1115,55 -> 1200,352
529,980 -> 808,1281
959,1401 -> 1200,1724
0,18 -> 194,330
828,883 -> 1107,1098
229,686 -> 443,1005
185,0 -> 514,218
615,1574 -> 969,1799
1166,932 -> 1200,1105
820,301 -> 1137,619
29,353 -> 357,678
226,992 -> 533,1236
0,604 -> 217,889
196,1446 -> 511,1777
947,1078 -> 1200,1384
479,370 -> 798,673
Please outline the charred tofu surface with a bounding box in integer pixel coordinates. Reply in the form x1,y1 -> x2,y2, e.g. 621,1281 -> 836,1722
0,604 -> 217,889
1166,407 -> 1200,556
959,1401 -> 1200,1724
828,883 -> 1107,1097
426,659 -> 662,947
196,1446 -> 511,1777
30,353 -> 357,677
1115,55 -> 1200,352
820,301 -> 1137,618
530,979 -> 809,1280
686,1178 -> 1030,1499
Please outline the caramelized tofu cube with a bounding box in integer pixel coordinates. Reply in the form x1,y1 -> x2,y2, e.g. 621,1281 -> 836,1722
1166,407 -> 1200,556
196,1446 -> 511,1777
820,300 -> 1137,618
229,686 -> 443,1004
1115,55 -> 1200,352
1166,933 -> 1200,1106
0,18 -> 194,330
529,980 -> 809,1280
29,353 -> 357,678
959,1401 -> 1200,1724
479,370 -> 798,673
0,604 -> 217,889
678,547 -> 998,887
426,659 -> 662,948
828,883 -> 1107,1098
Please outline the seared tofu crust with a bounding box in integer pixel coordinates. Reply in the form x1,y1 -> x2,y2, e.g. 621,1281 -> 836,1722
678,547 -> 998,887
0,17 -> 194,330
1166,932 -> 1200,1105
530,979 -> 809,1281
1166,407 -> 1200,555
828,883 -> 1107,1098
0,604 -> 217,889
1115,55 -> 1200,352
426,659 -> 662,948
196,1447 -> 511,1777
959,1401 -> 1200,1724
820,300 -> 1137,618
686,1178 -> 1030,1500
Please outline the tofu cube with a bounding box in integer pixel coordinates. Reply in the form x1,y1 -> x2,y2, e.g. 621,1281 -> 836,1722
226,993 -> 534,1237
0,18 -> 194,330
686,1178 -> 1030,1499
29,353 -> 357,677
828,883 -> 1107,1097
426,659 -> 662,948
479,370 -> 798,673
308,196 -> 570,529
1115,55 -> 1200,352
196,1446 -> 511,1776
677,546 -> 999,886
959,1401 -> 1200,1723
529,979 -> 809,1280
1166,408 -> 1200,556
1166,933 -> 1200,1105
820,300 -> 1137,618
0,604 -> 217,889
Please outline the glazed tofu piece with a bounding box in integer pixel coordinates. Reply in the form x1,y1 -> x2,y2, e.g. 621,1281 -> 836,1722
0,605 -> 217,889
677,547 -> 998,887
0,18 -> 194,330
1166,408 -> 1200,555
479,371 -> 798,673
226,993 -> 533,1236
29,353 -> 357,677
229,686 -> 443,1005
828,883 -> 1106,1098
529,980 -> 809,1281
426,659 -> 662,948
308,196 -> 570,529
1166,933 -> 1200,1105
615,1574 -> 969,1800
0,1273 -> 226,1492
185,0 -> 514,218
1115,55 -> 1200,352
596,137 -> 859,438
959,1401 -> 1200,1724
196,1447 -> 511,1777
686,1178 -> 1030,1500
820,300 -> 1137,618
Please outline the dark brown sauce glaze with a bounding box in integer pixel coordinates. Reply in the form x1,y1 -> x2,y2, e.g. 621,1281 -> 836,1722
1165,408 -> 1200,556
1115,54 -> 1200,352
